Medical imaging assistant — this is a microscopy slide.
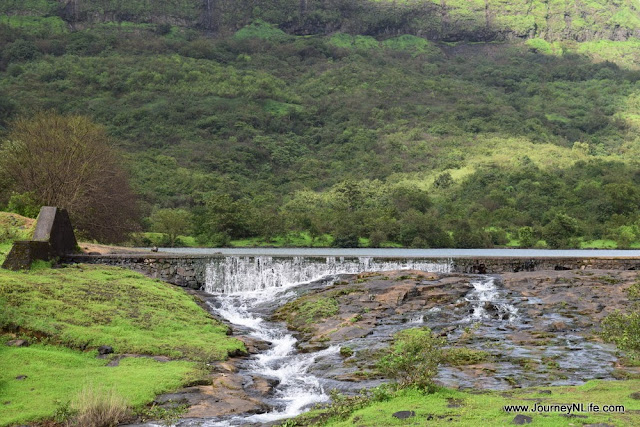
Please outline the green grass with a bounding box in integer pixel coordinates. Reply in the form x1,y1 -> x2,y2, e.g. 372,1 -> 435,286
301,380 -> 640,426
234,20 -> 291,42
231,232 -> 335,247
0,242 -> 11,265
0,264 -> 244,360
0,15 -> 68,36
138,231 -> 198,247
0,211 -> 36,264
574,38 -> 640,70
275,296 -> 339,327
0,341 -> 196,426
581,239 -> 619,249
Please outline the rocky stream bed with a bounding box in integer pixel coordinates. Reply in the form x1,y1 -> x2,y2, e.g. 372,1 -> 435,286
134,269 -> 640,426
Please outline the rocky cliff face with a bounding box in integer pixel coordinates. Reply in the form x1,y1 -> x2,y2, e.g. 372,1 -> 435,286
4,1 -> 638,41
42,1 -> 640,41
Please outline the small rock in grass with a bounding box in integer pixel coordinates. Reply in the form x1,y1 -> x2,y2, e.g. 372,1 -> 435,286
447,398 -> 464,408
512,414 -> 532,424
6,339 -> 29,347
539,390 -> 552,395
630,391 -> 640,400
392,411 -> 415,419
561,413 -> 587,419
15,375 -> 27,380
98,345 -> 113,355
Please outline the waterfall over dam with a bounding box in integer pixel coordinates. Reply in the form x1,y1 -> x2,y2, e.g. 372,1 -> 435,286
63,250 -> 640,290
204,256 -> 452,294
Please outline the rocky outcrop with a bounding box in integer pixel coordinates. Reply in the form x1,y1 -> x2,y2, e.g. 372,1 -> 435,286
148,358 -> 272,419
273,269 -> 640,390
43,0 -> 640,43
273,270 -> 471,351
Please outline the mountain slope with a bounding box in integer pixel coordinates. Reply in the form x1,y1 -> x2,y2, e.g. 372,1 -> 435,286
2,2 -> 640,248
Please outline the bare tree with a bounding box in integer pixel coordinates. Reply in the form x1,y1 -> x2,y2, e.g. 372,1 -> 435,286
0,111 -> 140,243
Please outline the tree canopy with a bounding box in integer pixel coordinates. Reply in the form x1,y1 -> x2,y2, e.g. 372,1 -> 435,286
0,112 -> 139,242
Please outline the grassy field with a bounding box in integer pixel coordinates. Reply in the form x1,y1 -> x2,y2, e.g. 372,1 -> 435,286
0,342 -> 196,426
292,381 -> 640,426
0,234 -> 245,425
0,264 -> 244,360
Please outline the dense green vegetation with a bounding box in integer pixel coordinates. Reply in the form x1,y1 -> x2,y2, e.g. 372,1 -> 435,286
2,3 -> 640,247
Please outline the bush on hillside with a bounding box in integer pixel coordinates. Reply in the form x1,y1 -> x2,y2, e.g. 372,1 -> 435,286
377,327 -> 445,391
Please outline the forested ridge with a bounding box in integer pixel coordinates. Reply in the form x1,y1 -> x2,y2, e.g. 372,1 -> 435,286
2,1 -> 640,247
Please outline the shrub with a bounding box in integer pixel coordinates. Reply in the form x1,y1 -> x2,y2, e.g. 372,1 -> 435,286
4,39 -> 40,62
368,230 -> 386,247
377,327 -> 445,391
602,282 -> 640,361
518,226 -> 536,247
70,386 -> 128,427
6,191 -> 40,218
339,346 -> 354,357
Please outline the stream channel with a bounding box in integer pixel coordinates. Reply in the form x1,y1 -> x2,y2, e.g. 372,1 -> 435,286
151,256 -> 623,426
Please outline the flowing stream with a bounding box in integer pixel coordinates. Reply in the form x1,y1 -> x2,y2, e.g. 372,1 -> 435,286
187,257 -> 451,426
148,256 -> 620,426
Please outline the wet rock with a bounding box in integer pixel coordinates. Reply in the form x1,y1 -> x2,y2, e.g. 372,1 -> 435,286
512,414 -> 532,424
227,347 -> 249,357
297,342 -> 330,353
329,326 -> 373,341
392,410 -> 415,419
547,321 -> 568,332
153,391 -> 199,409
248,375 -> 279,395
185,373 -> 271,418
98,345 -> 113,355
6,339 -> 29,347
215,361 -> 239,373
238,336 -> 272,354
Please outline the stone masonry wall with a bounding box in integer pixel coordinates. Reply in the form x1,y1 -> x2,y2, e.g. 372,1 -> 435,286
62,254 -> 640,291
64,254 -> 209,289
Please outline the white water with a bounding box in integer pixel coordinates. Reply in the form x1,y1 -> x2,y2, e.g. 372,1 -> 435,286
205,256 -> 452,294
464,277 -> 519,322
200,256 -> 452,425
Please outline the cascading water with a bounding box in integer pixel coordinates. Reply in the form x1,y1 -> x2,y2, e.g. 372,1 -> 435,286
464,276 -> 519,322
196,256 -> 452,425
203,288 -> 339,426
205,256 -> 452,293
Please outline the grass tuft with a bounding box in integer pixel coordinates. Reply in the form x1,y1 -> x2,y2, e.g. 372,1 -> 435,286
70,385 -> 128,427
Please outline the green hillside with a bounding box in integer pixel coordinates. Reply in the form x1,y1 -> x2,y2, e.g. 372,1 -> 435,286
2,2 -> 640,247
